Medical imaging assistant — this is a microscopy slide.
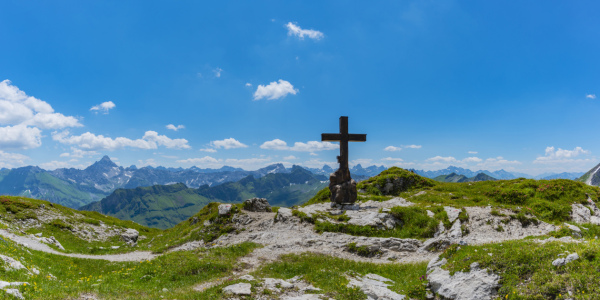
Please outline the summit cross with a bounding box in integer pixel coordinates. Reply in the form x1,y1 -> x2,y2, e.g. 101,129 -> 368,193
321,116 -> 366,205
321,116 -> 367,173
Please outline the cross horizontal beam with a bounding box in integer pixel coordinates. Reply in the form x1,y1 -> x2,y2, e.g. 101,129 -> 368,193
321,133 -> 367,142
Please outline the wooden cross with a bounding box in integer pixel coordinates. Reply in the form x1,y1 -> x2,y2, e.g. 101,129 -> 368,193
321,116 -> 366,173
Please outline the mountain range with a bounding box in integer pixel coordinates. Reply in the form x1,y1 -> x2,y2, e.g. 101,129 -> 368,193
410,166 -> 584,181
0,156 -> 302,209
81,166 -> 328,229
433,172 -> 497,183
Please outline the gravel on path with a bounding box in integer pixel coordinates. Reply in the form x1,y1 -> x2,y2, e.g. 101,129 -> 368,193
0,229 -> 157,262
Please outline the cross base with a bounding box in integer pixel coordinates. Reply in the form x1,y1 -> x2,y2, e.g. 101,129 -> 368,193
328,168 -> 357,205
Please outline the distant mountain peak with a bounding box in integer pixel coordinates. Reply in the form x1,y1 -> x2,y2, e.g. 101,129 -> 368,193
85,155 -> 118,171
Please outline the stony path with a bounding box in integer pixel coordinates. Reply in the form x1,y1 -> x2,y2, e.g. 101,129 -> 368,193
0,229 -> 157,262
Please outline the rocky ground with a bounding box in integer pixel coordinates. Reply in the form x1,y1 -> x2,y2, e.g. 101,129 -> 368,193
0,195 -> 597,299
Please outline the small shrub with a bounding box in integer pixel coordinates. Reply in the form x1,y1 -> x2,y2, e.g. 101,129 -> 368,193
509,213 -> 539,227
50,219 -> 73,231
346,242 -> 381,257
495,225 -> 504,232
15,210 -> 37,220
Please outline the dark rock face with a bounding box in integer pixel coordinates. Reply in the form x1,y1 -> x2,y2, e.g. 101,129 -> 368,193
243,198 -> 272,212
329,168 -> 357,204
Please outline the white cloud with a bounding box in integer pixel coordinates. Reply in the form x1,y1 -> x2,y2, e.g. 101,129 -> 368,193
59,147 -> 98,158
253,80 -> 298,100
177,156 -> 220,165
260,139 -> 289,150
199,148 -> 218,153
285,22 -> 324,40
291,141 -> 338,152
534,146 -> 591,164
166,124 -> 185,131
382,157 -> 404,162
283,155 -> 297,160
477,157 -> 521,168
0,80 -> 82,149
384,145 -> 421,151
213,67 -> 223,78
468,151 -> 478,154
90,101 -> 116,114
210,138 -> 248,149
142,131 -> 191,149
52,130 -> 190,151
586,94 -> 596,99
260,139 -> 337,152
350,159 -> 373,167
426,156 -> 457,163
0,150 -> 29,168
0,125 -> 42,149
384,146 -> 402,152
309,152 -> 318,156
245,83 -> 252,87
138,158 -> 159,167
462,157 -> 483,163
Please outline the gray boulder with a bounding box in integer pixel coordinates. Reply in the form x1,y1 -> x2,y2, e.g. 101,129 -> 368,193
571,204 -> 591,223
0,255 -> 26,271
427,257 -> 500,300
347,273 -> 406,300
243,198 -> 272,212
276,208 -> 293,222
120,229 -> 139,246
218,204 -> 232,216
444,207 -> 462,223
346,211 -> 399,229
222,282 -> 252,295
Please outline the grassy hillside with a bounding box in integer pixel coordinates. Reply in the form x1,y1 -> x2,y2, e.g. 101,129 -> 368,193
0,167 -> 107,209
82,167 -> 327,229
308,167 -> 600,225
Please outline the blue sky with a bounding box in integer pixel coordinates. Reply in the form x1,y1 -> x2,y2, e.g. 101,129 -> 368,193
1,1 -> 600,175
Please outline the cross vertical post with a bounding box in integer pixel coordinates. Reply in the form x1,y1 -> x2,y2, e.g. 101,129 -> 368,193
321,116 -> 366,205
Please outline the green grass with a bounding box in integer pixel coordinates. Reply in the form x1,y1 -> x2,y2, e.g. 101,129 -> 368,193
313,205 -> 450,240
0,236 -> 259,300
439,236 -> 600,299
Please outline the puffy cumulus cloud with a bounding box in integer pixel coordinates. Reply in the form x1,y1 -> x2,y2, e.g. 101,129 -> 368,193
283,155 -> 297,160
253,80 -> 298,100
285,22 -> 324,40
177,156 -> 220,165
291,141 -> 337,152
166,124 -> 185,131
52,130 -> 190,151
382,157 -> 404,162
0,125 -> 42,149
210,138 -> 248,150
260,139 -> 289,150
0,80 -> 82,149
90,101 -> 116,114
586,94 -> 596,99
176,156 -> 273,170
260,139 -> 337,152
534,146 -> 592,164
384,145 -> 421,151
0,150 -> 29,168
426,156 -> 457,163
477,157 -> 521,169
350,159 -> 373,167
59,147 -> 98,158
137,158 -> 159,167
199,148 -> 217,153
143,131 -> 191,149
462,157 -> 483,163
384,146 -> 402,152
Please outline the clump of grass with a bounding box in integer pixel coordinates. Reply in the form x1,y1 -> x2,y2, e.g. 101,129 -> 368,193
314,205 -> 447,240
490,209 -> 506,217
49,219 -> 73,231
509,212 -> 540,227
346,242 -> 381,257
292,209 -> 315,223
82,218 -> 100,226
